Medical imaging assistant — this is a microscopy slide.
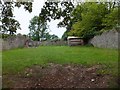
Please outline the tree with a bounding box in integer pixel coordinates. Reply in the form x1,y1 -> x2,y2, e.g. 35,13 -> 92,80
39,1 -> 119,41
102,7 -> 119,31
28,16 -> 48,41
1,1 -> 32,35
39,1 -> 75,36
43,33 -> 59,40
68,2 -> 118,42
50,34 -> 59,40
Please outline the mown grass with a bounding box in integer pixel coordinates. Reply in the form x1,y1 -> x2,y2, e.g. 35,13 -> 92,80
2,46 -> 118,76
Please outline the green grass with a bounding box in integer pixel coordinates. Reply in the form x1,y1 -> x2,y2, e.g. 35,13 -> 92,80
2,46 -> 118,76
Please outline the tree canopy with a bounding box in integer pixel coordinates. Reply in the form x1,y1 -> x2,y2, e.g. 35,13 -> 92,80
0,1 -> 32,35
39,1 -> 119,41
1,0 -> 119,42
68,2 -> 119,41
28,16 -> 49,41
28,16 -> 59,41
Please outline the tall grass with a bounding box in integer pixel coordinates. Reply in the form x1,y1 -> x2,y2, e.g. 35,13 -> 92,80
2,46 -> 118,75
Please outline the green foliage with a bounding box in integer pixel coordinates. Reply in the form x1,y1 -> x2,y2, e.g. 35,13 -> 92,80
68,2 -> 118,40
102,7 -> 119,30
28,16 -> 48,41
1,1 -> 33,35
2,34 -> 16,39
28,16 -> 59,41
41,33 -> 59,40
15,1 -> 32,13
61,31 -> 68,41
39,1 -> 74,35
50,34 -> 59,40
39,1 -> 119,41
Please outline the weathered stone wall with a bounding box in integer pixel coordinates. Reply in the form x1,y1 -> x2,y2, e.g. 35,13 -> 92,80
2,35 -> 41,50
90,30 -> 119,49
26,40 -> 41,47
2,35 -> 29,50
40,40 -> 67,46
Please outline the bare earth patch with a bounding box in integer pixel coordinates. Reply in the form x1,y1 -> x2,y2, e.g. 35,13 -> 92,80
3,63 -> 114,89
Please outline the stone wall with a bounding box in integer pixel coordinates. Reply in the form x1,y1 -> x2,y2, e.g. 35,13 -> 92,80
40,40 -> 67,46
2,35 -> 42,50
2,35 -> 65,50
90,30 -> 119,49
2,35 -> 29,50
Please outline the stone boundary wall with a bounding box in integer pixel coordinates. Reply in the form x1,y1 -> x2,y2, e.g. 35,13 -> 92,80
1,35 -> 67,50
1,35 -> 41,50
2,35 -> 29,50
40,40 -> 67,46
90,30 -> 119,49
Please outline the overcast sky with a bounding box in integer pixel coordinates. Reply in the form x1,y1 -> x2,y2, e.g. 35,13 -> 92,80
13,0 -> 66,38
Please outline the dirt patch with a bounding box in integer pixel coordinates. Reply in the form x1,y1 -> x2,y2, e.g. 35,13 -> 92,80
3,63 -> 114,89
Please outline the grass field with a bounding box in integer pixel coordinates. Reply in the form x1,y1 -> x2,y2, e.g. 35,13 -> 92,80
2,46 -> 118,76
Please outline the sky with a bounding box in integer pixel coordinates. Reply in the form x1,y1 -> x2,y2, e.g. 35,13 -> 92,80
13,0 -> 66,38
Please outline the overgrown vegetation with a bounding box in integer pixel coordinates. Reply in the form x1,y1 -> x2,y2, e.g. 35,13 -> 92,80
68,2 -> 119,40
39,1 -> 119,41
